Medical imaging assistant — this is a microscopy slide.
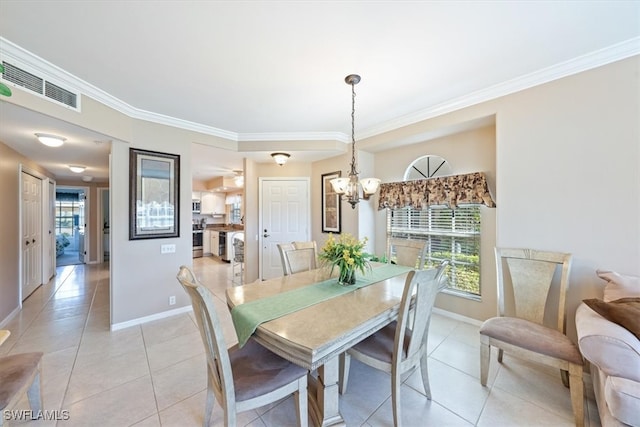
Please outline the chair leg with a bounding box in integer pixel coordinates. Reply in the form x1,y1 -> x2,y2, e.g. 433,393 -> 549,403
295,377 -> 308,427
391,366 -> 402,427
561,369 -> 570,387
204,377 -> 215,427
27,369 -> 43,413
419,353 -> 432,400
338,352 -> 350,395
568,363 -> 584,427
480,337 -> 490,386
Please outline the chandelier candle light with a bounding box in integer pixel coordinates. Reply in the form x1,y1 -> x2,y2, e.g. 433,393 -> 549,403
330,74 -> 380,209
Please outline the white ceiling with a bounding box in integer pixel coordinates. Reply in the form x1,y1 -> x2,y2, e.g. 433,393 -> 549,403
0,1 -> 638,182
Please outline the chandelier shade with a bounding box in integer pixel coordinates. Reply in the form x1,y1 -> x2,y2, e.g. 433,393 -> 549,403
329,74 -> 381,209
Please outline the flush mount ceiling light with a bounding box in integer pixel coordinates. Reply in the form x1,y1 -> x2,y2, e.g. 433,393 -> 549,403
35,133 -> 66,147
82,176 -> 93,182
271,152 -> 290,166
68,165 -> 86,173
330,74 -> 381,209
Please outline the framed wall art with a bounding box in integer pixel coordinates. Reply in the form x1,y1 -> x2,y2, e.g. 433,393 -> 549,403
321,171 -> 341,233
129,148 -> 180,240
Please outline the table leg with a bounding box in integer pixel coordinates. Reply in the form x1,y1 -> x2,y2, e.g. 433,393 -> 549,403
308,355 -> 345,426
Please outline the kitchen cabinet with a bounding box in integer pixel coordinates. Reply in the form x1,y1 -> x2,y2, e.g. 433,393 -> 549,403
203,229 -> 211,255
201,192 -> 225,215
210,231 -> 220,256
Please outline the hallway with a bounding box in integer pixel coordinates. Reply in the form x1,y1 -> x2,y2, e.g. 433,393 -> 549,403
0,259 -> 600,426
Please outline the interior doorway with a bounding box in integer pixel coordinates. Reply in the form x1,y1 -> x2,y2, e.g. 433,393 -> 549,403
259,178 -> 310,280
55,186 -> 89,267
97,188 -> 110,263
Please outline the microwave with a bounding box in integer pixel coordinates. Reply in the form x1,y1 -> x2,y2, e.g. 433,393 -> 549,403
192,200 -> 201,213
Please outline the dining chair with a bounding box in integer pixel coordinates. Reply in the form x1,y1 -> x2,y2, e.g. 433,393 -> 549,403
283,247 -> 317,275
0,330 -> 43,427
292,240 -> 318,263
388,238 -> 429,269
339,261 -> 449,427
277,243 -> 296,275
176,266 -> 308,427
479,248 -> 584,426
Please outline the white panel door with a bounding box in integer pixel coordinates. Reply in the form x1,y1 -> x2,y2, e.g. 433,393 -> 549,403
22,171 -> 42,300
261,179 -> 310,280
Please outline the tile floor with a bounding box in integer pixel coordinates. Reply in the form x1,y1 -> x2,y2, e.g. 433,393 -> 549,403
1,257 -> 601,426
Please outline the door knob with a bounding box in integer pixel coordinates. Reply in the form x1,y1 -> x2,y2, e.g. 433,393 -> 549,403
263,233 -> 270,238
25,241 -> 30,246
32,239 -> 36,243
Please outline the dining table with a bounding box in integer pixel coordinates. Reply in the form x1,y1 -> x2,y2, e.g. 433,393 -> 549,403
226,263 -> 412,426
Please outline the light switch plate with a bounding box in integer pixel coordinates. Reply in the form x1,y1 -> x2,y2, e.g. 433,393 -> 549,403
161,244 -> 176,254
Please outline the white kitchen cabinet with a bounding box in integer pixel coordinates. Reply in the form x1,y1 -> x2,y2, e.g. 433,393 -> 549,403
203,229 -> 211,255
210,231 -> 220,256
201,192 -> 226,215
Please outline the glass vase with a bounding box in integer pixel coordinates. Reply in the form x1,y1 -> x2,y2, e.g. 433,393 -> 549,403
338,264 -> 357,286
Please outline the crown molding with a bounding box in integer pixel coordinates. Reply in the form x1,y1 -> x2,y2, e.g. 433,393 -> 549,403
3,36 -> 638,143
359,36 -> 640,140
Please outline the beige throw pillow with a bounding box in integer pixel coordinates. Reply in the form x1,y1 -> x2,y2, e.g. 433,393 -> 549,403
596,270 -> 640,302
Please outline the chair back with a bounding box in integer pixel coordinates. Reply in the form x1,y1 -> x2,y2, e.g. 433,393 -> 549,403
176,266 -> 235,410
388,238 -> 428,269
495,248 -> 572,333
233,237 -> 244,263
277,243 -> 296,275
395,260 -> 449,363
292,241 -> 318,264
283,247 -> 317,274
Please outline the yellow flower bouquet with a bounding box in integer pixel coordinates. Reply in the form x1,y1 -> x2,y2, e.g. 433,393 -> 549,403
319,233 -> 372,285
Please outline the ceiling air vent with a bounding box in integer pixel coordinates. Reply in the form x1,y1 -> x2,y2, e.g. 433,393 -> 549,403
2,61 -> 79,110
45,81 -> 77,108
2,61 -> 43,94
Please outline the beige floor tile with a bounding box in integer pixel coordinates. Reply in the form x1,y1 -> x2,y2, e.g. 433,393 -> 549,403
64,346 -> 150,405
406,357 -> 490,424
145,330 -> 204,372
492,358 -> 577,422
63,375 -> 157,427
366,385 -> 473,427
477,386 -> 574,427
140,313 -> 198,347
151,353 -> 207,411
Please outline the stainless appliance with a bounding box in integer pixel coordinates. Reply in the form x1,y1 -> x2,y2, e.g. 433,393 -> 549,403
192,226 -> 203,258
219,231 -> 229,262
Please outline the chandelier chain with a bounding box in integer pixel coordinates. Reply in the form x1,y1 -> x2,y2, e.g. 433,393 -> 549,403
350,80 -> 358,176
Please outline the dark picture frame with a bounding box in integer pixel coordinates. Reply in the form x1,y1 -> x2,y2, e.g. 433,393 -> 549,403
321,171 -> 341,233
129,148 -> 180,240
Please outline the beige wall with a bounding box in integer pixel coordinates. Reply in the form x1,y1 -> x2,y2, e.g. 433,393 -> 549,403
1,55 -> 638,340
370,126 -> 497,321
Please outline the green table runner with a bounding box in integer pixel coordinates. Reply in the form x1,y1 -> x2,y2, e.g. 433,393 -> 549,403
231,264 -> 412,347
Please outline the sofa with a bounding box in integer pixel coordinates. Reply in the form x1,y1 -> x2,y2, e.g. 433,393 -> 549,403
576,270 -> 640,427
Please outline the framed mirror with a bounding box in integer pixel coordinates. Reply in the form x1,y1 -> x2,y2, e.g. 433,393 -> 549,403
129,148 -> 180,240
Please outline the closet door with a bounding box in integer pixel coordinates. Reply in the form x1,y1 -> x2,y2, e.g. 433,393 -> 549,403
22,171 -> 42,300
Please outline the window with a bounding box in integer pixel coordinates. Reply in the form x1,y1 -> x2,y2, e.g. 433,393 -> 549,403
387,205 -> 481,297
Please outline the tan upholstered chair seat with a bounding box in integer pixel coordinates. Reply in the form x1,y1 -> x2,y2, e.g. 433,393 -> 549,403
480,317 -> 583,365
231,340 -> 308,402
349,321 -> 411,363
0,352 -> 43,411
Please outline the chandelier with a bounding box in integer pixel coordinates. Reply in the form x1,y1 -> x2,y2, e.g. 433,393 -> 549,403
330,74 -> 380,209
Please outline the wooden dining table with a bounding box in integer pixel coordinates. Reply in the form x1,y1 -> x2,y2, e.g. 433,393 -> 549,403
226,263 -> 412,426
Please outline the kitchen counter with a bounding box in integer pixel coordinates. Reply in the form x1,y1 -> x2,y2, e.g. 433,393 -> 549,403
205,225 -> 244,232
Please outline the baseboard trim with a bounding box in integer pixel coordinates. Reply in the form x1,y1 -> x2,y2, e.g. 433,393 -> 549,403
110,305 -> 193,331
0,305 -> 22,328
433,307 -> 483,327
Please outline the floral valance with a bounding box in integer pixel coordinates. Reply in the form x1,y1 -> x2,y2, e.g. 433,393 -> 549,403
378,171 -> 496,210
